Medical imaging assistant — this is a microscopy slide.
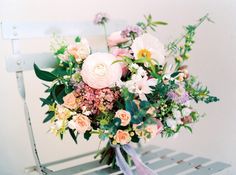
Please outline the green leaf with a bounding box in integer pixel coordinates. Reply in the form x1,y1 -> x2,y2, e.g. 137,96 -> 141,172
55,46 -> 67,55
131,134 -> 140,143
75,36 -> 81,43
113,118 -> 121,127
184,125 -> 193,133
112,59 -> 125,65
84,131 -> 91,140
51,66 -> 68,77
125,100 -> 138,116
171,72 -> 180,78
152,21 -> 168,25
34,63 -> 57,82
131,114 -> 143,124
51,84 -> 66,104
65,86 -> 74,94
99,133 -> 108,141
139,101 -> 150,109
134,57 -> 146,63
69,129 -> 78,144
60,133 -> 64,140
40,95 -> 54,106
43,111 -> 54,123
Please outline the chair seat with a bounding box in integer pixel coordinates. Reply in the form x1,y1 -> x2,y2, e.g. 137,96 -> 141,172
26,145 -> 230,175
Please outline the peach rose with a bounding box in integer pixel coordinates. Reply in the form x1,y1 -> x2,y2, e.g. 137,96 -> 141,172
63,92 -> 78,110
145,123 -> 163,139
67,39 -> 90,63
107,31 -> 128,48
115,109 -> 131,126
55,105 -> 72,120
146,119 -> 163,138
72,114 -> 92,133
81,53 -> 122,89
114,130 -> 131,145
133,119 -> 163,139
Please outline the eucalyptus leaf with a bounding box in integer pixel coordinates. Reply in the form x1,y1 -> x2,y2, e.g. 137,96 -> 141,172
34,64 -> 57,82
69,129 -> 78,144
43,111 -> 54,123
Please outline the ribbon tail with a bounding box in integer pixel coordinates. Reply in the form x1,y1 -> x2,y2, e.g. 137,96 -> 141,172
115,145 -> 133,175
123,144 -> 156,175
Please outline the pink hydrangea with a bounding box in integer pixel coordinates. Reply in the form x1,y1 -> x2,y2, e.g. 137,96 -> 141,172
75,82 -> 120,114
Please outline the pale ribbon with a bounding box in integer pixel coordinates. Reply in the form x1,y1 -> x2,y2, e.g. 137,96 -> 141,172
115,144 -> 156,175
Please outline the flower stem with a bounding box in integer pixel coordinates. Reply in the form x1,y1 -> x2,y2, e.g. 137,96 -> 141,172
103,24 -> 110,52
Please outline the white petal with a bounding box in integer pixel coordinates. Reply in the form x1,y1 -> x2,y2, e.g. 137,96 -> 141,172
55,120 -> 63,129
147,78 -> 157,87
182,108 -> 192,116
68,120 -> 76,130
139,93 -> 148,101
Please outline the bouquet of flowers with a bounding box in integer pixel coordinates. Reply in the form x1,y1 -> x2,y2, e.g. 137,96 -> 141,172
34,12 -> 219,174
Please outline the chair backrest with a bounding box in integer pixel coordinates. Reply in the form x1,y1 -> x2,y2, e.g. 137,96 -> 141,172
2,20 -> 126,72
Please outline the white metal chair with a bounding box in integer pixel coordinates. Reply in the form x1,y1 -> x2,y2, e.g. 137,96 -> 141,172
1,21 -> 231,175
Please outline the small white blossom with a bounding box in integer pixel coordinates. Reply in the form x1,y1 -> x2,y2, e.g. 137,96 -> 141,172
82,106 -> 92,116
137,66 -> 147,77
125,74 -> 157,101
172,109 -> 182,119
68,120 -> 76,130
129,63 -> 139,70
55,120 -> 63,129
166,118 -> 177,130
182,107 -> 192,116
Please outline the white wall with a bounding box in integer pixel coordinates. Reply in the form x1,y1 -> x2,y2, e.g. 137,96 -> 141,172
0,0 -> 235,174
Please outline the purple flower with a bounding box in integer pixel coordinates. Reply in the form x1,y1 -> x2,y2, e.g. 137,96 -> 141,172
121,25 -> 143,38
94,12 -> 109,25
167,87 -> 190,104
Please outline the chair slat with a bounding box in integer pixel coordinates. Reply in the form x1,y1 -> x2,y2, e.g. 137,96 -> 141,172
49,160 -> 106,175
157,157 -> 210,175
5,52 -> 55,72
148,153 -> 192,171
185,162 -> 231,175
26,145 -> 230,175
1,21 -> 126,39
142,149 -> 175,162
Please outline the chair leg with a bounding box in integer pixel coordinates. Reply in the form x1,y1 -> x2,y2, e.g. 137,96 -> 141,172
16,72 -> 44,174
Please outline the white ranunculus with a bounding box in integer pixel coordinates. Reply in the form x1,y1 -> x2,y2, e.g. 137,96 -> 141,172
81,53 -> 122,89
131,33 -> 166,65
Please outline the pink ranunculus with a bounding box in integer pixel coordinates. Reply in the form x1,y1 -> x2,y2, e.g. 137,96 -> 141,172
112,48 -> 130,76
81,53 -> 122,89
107,31 -> 129,48
63,92 -> 78,110
114,130 -> 131,145
115,109 -> 131,126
